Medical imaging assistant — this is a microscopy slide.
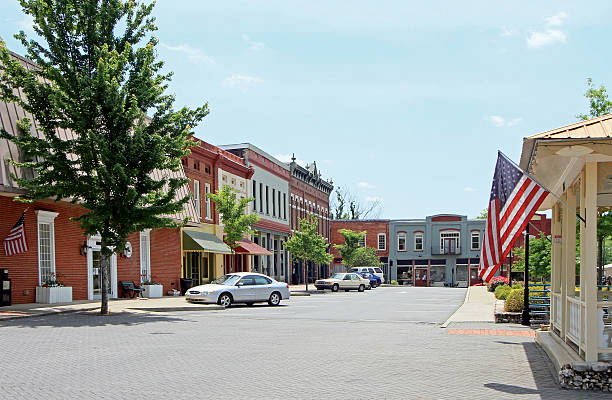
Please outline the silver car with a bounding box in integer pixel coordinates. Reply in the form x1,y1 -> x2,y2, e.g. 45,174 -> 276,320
185,272 -> 291,307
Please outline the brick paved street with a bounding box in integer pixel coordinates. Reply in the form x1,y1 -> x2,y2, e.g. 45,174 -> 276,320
0,287 -> 607,399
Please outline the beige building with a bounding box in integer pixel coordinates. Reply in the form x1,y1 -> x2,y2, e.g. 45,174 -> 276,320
520,114 -> 612,364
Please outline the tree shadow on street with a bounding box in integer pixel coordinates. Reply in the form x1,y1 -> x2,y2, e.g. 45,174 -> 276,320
0,311 -> 194,329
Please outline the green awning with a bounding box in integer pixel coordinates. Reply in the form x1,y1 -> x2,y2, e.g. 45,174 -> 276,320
183,230 -> 233,254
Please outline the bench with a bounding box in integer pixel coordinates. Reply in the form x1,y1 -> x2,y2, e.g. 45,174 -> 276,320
120,281 -> 144,298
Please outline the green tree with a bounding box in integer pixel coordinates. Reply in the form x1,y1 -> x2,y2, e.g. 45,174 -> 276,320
207,185 -> 259,272
577,78 -> 612,120
351,246 -> 382,268
283,216 -> 332,291
334,229 -> 366,271
477,209 -> 488,219
0,0 -> 208,314
331,186 -> 381,220
510,233 -> 551,281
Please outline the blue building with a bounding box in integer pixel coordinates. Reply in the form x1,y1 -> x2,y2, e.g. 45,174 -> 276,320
388,214 -> 485,287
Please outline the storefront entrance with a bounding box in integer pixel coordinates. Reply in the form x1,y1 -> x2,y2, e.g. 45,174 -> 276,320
87,236 -> 117,300
183,251 -> 210,286
469,266 -> 482,286
415,268 -> 428,287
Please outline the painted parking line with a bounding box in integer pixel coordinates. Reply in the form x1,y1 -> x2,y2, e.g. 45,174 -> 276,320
448,329 -> 536,337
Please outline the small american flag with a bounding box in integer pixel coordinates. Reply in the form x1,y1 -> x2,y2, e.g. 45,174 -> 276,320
3,211 -> 28,256
479,152 -> 549,282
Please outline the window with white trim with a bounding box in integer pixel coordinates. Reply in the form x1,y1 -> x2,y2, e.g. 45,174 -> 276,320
377,233 -> 386,251
358,234 -> 366,247
205,183 -> 211,220
193,179 -> 200,219
140,230 -> 151,283
440,231 -> 460,253
414,232 -> 423,251
398,232 -> 406,251
36,210 -> 58,285
471,231 -> 480,250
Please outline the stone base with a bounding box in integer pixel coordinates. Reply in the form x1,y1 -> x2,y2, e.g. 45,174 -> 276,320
494,299 -> 522,323
559,361 -> 612,391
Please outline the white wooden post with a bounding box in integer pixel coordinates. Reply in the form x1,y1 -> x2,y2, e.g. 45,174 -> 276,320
563,186 -> 577,341
550,202 -> 561,331
584,162 -> 599,362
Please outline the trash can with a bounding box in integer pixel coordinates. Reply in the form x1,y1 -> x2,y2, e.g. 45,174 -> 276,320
180,278 -> 193,295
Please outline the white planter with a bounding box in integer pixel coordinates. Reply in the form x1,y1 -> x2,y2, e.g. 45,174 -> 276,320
142,284 -> 163,298
36,286 -> 73,304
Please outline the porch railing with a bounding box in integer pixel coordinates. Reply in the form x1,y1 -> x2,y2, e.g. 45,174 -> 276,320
553,292 -> 562,328
568,296 -> 582,345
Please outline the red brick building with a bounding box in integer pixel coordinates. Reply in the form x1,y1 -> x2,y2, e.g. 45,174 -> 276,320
329,219 -> 390,273
289,158 -> 334,283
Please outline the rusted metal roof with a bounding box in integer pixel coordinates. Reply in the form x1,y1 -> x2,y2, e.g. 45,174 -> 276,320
0,51 -> 198,224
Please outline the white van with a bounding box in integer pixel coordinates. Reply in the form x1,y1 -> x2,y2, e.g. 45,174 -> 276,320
349,267 -> 385,283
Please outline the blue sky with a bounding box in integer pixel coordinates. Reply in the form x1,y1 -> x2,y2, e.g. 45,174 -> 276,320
2,1 -> 612,219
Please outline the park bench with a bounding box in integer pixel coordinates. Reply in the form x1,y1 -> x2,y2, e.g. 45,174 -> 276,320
120,281 -> 144,298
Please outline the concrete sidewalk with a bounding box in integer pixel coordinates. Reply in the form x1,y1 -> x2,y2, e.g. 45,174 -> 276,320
441,285 -> 496,327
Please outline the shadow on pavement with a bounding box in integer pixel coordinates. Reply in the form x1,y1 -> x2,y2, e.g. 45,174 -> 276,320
0,311 -> 192,329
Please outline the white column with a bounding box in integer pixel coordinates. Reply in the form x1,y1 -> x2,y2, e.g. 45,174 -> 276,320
563,187 -> 577,340
583,162 -> 599,361
550,202 -> 561,331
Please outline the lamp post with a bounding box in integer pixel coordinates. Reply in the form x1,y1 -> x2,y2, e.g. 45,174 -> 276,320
521,224 -> 530,326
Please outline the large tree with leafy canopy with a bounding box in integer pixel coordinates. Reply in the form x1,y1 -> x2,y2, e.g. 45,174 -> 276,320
283,216 -> 332,290
206,185 -> 259,273
334,228 -> 366,271
0,0 -> 208,314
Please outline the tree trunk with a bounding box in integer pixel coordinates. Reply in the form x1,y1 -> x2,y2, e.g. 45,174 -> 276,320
303,259 -> 307,291
100,239 -> 110,315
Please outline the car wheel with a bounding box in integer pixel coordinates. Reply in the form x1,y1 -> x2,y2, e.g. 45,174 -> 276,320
268,292 -> 281,306
218,293 -> 232,308
358,284 -> 365,292
331,284 -> 339,292
344,289 -> 350,292
246,302 -> 254,307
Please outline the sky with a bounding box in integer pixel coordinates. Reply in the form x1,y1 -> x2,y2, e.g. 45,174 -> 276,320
2,1 -> 612,219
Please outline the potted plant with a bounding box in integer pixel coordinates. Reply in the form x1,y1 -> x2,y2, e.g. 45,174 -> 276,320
141,280 -> 163,298
36,273 -> 72,303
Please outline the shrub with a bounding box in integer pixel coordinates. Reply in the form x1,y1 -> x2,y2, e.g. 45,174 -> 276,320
505,288 -> 524,312
494,285 -> 512,300
512,284 -> 523,289
390,280 -> 398,285
488,276 -> 509,292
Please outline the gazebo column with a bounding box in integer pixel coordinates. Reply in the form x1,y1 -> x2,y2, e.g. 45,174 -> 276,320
550,203 -> 560,330
563,186 -> 577,340
582,162 -> 599,361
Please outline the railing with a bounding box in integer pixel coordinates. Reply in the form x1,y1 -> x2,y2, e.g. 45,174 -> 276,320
528,283 -> 550,326
568,296 -> 582,345
553,292 -> 562,328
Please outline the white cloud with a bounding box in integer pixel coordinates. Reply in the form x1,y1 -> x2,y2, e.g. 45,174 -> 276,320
545,12 -> 568,27
464,187 -> 476,192
242,34 -> 265,51
223,74 -> 263,91
486,115 -> 523,128
357,182 -> 375,189
526,29 -> 566,48
160,43 -> 215,65
365,196 -> 383,202
275,154 -> 305,166
500,27 -> 518,37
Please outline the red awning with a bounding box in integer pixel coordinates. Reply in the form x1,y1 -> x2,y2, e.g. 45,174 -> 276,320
234,239 -> 272,255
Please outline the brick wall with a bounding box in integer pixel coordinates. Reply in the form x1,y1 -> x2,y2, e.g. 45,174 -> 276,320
330,220 -> 390,260
150,228 -> 181,295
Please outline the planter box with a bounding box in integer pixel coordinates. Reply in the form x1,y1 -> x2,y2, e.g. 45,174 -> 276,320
142,284 -> 163,298
36,286 -> 73,304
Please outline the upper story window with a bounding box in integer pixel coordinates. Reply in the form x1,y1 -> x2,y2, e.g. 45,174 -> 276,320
205,183 -> 211,220
471,231 -> 480,250
358,234 -> 366,247
272,189 -> 276,217
414,232 -> 423,251
259,183 -> 263,213
377,234 -> 386,251
398,232 -> 406,251
440,230 -> 460,253
252,180 -> 257,212
193,180 -> 200,219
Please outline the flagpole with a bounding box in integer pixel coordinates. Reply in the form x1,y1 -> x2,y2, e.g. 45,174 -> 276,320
498,151 -> 586,224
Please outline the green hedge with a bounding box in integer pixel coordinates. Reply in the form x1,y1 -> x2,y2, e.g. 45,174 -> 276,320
505,288 -> 524,312
494,285 -> 512,300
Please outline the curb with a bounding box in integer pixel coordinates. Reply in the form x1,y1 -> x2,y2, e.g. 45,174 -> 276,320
127,306 -> 225,312
440,287 -> 471,328
0,306 -> 100,321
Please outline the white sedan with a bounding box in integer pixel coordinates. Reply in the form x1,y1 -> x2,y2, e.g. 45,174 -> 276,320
186,272 -> 291,307
314,272 -> 371,292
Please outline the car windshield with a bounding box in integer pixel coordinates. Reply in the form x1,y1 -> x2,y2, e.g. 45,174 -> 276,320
330,273 -> 345,279
374,268 -> 383,273
211,274 -> 241,285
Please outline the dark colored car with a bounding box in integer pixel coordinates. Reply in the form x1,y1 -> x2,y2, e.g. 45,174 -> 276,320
358,272 -> 381,288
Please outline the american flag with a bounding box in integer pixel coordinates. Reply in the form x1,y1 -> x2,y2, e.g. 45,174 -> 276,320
3,211 -> 28,256
479,152 -> 549,282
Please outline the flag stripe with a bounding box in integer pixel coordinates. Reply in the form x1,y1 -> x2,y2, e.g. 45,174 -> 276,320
3,211 -> 28,256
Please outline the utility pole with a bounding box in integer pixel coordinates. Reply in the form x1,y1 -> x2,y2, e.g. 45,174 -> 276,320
521,224 -> 531,326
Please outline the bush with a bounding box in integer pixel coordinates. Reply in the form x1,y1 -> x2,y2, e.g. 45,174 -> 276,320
488,276 -> 509,292
505,288 -> 524,312
390,280 -> 398,285
494,285 -> 512,300
512,284 -> 523,289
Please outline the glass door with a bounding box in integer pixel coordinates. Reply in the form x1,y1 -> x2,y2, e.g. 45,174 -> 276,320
91,250 -> 111,299
87,236 -> 117,300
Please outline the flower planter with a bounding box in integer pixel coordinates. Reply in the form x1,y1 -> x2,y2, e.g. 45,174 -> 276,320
142,284 -> 163,298
36,286 -> 72,304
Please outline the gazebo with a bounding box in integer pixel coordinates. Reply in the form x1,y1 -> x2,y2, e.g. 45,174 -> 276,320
520,114 -> 612,363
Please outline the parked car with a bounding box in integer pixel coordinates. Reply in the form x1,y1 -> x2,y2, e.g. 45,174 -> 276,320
349,266 -> 385,283
185,272 -> 290,307
358,272 -> 381,288
314,272 -> 370,292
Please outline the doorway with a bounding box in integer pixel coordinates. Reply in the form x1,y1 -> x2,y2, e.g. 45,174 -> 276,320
469,266 -> 482,286
183,251 -> 210,286
415,268 -> 428,287
87,236 -> 117,300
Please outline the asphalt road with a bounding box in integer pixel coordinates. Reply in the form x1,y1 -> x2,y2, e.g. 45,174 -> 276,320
0,287 -> 608,399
